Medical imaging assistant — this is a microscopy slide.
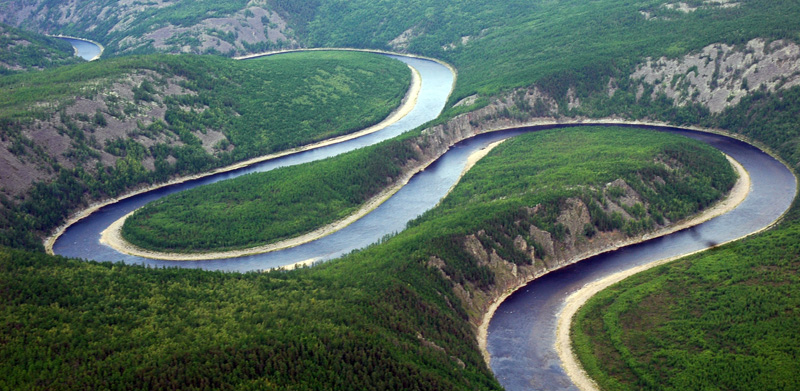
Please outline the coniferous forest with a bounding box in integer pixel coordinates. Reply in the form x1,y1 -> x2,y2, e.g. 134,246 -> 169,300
1,0 -> 800,389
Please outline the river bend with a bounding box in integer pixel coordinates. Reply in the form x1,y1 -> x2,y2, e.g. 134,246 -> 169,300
53,54 -> 455,271
486,127 -> 796,391
52,41 -> 797,390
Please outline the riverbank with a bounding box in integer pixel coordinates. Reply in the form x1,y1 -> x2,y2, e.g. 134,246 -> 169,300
552,155 -> 756,391
478,154 -> 751,369
45,63 -> 422,256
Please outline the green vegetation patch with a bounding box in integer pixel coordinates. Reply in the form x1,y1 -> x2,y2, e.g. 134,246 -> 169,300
121,126 -> 734,253
0,51 -> 410,156
0,246 -> 500,390
569,76 -> 800,391
571,221 -> 800,391
121,140 -> 418,253
294,0 -> 800,108
0,23 -> 81,74
429,126 -> 735,228
403,126 -> 737,290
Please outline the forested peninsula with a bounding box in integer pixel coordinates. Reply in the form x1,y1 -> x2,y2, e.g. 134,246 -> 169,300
1,0 -> 800,390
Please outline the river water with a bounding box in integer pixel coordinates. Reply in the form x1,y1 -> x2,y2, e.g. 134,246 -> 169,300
48,44 -> 797,390
486,127 -> 796,391
56,37 -> 102,61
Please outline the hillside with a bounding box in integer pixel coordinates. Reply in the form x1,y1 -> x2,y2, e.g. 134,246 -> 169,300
0,23 -> 80,73
5,1 -> 799,106
0,0 -> 296,56
0,51 -> 410,250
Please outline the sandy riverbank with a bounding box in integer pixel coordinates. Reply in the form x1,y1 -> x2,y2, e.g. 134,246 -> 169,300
554,155 -> 752,391
99,118 -> 504,261
478,154 -> 751,371
45,63 -> 421,257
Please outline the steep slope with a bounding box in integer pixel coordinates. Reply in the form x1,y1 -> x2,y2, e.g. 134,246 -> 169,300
0,23 -> 80,73
0,126 -> 735,390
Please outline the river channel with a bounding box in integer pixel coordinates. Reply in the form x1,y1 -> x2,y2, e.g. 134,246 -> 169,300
486,127 -> 796,391
54,39 -> 797,390
54,36 -> 102,61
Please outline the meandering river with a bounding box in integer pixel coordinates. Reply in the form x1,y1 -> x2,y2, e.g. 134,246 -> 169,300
53,53 -> 456,271
53,40 -> 797,390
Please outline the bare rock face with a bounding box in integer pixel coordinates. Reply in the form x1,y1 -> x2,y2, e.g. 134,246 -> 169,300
556,198 -> 591,246
135,7 -> 295,55
0,1 -> 297,56
464,234 -> 490,265
631,39 -> 800,113
0,71 -> 225,201
426,180 -> 660,328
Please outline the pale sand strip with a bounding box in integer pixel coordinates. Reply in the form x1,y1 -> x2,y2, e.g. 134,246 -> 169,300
479,155 -> 751,370
555,156 -> 753,391
44,64 -> 421,256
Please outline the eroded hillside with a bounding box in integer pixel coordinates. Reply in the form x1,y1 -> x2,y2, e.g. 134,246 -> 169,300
0,0 -> 296,55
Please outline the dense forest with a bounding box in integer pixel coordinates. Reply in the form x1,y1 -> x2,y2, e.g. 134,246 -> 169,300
0,51 -> 410,250
0,126 -> 735,390
121,126 -> 734,255
121,139 -> 419,253
572,218 -> 800,390
571,76 -> 800,391
0,0 -> 799,389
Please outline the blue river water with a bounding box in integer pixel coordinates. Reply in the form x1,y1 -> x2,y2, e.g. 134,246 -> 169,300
55,36 -> 102,61
53,54 -> 456,271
